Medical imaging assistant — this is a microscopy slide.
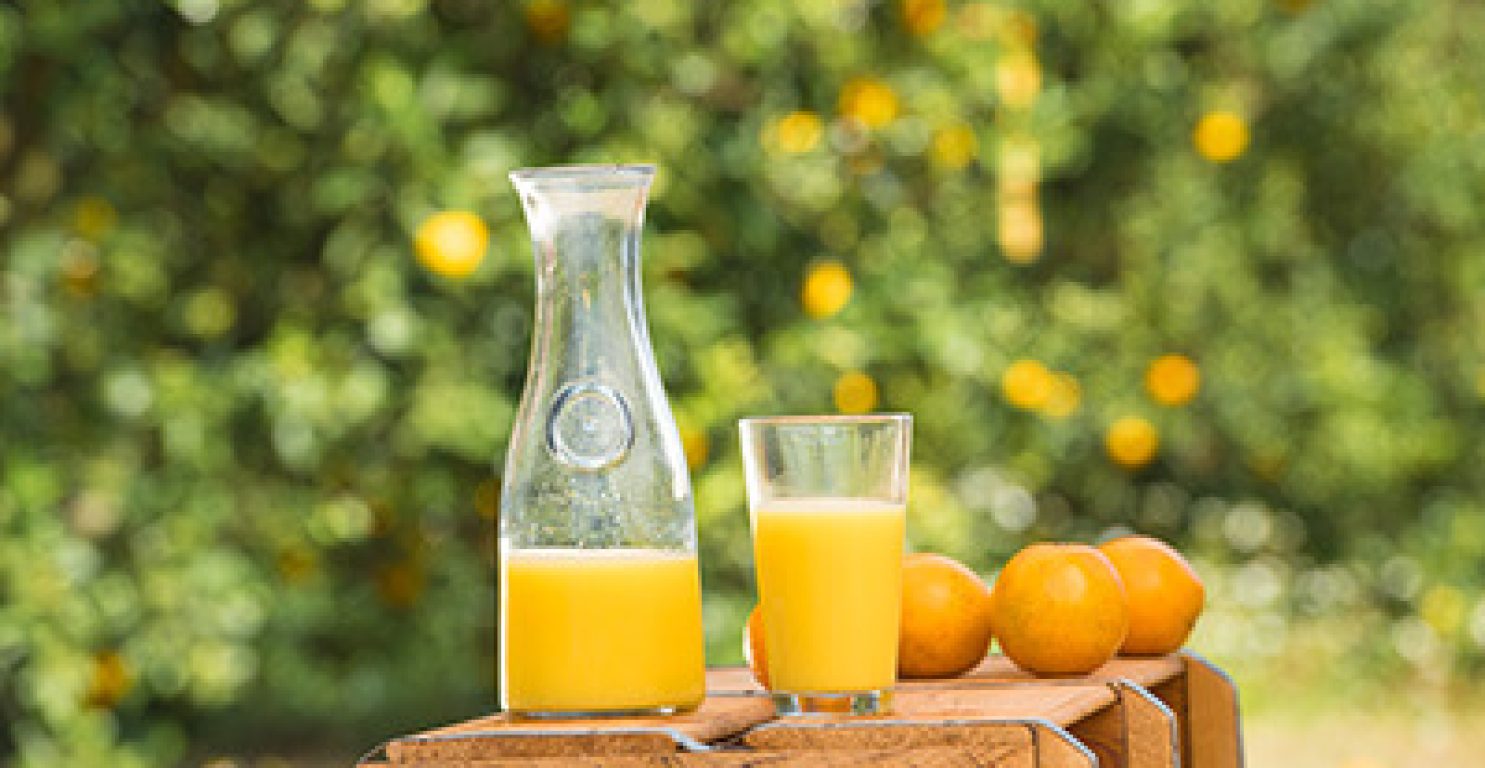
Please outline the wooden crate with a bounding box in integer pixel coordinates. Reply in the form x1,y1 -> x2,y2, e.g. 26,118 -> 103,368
359,651 -> 1242,767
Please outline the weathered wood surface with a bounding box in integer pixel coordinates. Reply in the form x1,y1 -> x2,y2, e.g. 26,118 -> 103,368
361,652 -> 1240,767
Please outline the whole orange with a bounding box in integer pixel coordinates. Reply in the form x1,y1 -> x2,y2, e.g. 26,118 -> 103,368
743,604 -> 769,689
898,553 -> 995,678
991,543 -> 1129,676
1098,535 -> 1205,655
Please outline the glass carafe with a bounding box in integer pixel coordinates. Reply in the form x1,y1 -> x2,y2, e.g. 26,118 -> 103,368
498,164 -> 704,717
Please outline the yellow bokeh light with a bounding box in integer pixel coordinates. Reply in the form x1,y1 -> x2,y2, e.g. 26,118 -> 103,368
1106,416 -> 1159,469
998,136 -> 1041,197
770,111 -> 823,154
1042,373 -> 1081,419
834,371 -> 880,414
995,51 -> 1042,110
901,0 -> 946,36
848,151 -> 884,176
956,3 -> 999,40
74,196 -> 117,239
1146,354 -> 1201,407
930,123 -> 977,170
375,561 -> 425,608
474,478 -> 501,521
839,77 -> 900,129
85,650 -> 131,709
1194,110 -> 1250,163
278,547 -> 317,585
998,197 -> 1043,264
60,245 -> 100,298
1000,10 -> 1038,48
524,0 -> 570,44
801,261 -> 853,319
1420,585 -> 1465,635
415,210 -> 488,279
1001,359 -> 1054,411
679,423 -> 710,468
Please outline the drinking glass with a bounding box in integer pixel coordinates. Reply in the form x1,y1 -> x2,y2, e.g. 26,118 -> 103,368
739,414 -> 912,715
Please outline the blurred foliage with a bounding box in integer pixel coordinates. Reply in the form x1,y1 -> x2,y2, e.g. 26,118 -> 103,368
3,0 -> 1485,764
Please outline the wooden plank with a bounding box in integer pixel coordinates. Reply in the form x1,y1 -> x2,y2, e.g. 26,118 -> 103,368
742,683 -> 1117,734
387,746 -> 1039,767
967,655 -> 1185,690
741,684 -> 1114,761
1182,651 -> 1244,768
387,729 -> 677,761
745,719 -> 1035,765
708,655 -> 1184,697
1065,693 -> 1122,766
1116,681 -> 1179,768
364,654 -> 1235,767
1146,673 -> 1188,766
383,695 -> 774,761
1029,721 -> 1097,768
414,695 -> 774,743
1064,680 -> 1178,768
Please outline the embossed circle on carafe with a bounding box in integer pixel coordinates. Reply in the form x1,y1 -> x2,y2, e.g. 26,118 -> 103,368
545,381 -> 635,471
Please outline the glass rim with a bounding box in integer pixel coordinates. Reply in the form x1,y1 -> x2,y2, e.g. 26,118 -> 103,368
738,413 -> 912,428
509,163 -> 656,188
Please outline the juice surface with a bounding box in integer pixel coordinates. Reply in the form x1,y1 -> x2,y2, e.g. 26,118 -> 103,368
752,498 -> 906,693
500,547 -> 705,713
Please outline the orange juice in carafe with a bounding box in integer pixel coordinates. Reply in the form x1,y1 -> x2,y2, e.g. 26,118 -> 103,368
500,548 -> 704,713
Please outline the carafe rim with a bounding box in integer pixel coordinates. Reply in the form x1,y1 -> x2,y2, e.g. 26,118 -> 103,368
509,163 -> 655,188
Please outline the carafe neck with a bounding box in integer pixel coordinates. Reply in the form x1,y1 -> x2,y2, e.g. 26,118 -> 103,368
513,166 -> 652,379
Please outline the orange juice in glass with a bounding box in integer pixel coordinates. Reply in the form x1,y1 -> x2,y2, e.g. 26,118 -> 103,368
740,414 -> 911,715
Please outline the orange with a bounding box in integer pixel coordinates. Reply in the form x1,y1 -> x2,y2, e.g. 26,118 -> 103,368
990,543 -> 1128,676
898,553 -> 995,678
743,604 -> 769,689
1098,535 -> 1205,655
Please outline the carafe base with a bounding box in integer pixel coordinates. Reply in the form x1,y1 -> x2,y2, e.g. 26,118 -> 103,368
507,703 -> 699,720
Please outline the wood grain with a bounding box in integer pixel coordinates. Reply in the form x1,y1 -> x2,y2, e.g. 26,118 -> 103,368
1183,651 -> 1245,768
1117,681 -> 1179,768
1066,696 -> 1123,766
386,745 -> 1037,767
1030,721 -> 1097,768
1147,673 -> 1189,766
1064,680 -> 1179,768
384,695 -> 774,761
743,719 -> 1034,756
965,655 -> 1185,689
362,653 -> 1242,767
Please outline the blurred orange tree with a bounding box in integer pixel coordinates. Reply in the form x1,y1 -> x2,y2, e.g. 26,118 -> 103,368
3,0 -> 1485,763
